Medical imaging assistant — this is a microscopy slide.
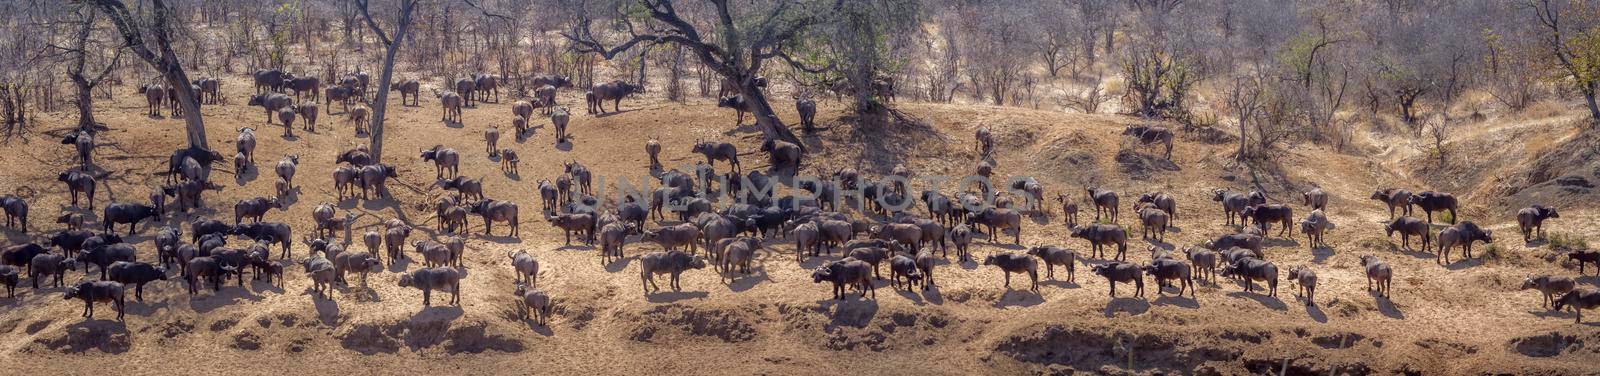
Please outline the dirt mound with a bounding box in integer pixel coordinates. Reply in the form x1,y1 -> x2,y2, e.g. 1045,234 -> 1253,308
822,308 -> 960,352
231,331 -> 263,350
1499,133 -> 1600,215
155,319 -> 194,342
24,319 -> 52,335
209,317 -> 239,332
25,321 -> 132,354
544,284 -> 615,331
1411,120 -> 1600,218
1414,338 -> 1479,357
1308,331 -> 1371,350
622,304 -> 760,343
331,316 -> 522,354
1033,134 -> 1101,184
993,324 -> 1240,373
994,325 -> 1419,374
770,301 -> 967,352
338,323 -> 403,355
1116,148 -> 1181,180
1508,332 -> 1600,359
441,323 -> 525,353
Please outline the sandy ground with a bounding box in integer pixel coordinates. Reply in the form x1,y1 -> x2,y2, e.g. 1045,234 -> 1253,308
0,75 -> 1597,375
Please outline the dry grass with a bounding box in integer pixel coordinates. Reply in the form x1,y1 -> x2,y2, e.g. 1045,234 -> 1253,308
0,73 -> 1596,375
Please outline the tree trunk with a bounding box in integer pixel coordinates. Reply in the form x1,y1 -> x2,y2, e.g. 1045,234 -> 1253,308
637,51 -> 648,89
1584,82 -> 1600,123
990,80 -> 1004,106
1104,25 -> 1114,52
72,78 -> 95,130
88,0 -> 208,150
1237,116 -> 1247,161
369,26 -> 408,163
1399,96 -> 1418,125
1083,31 -> 1097,67
156,58 -> 207,149
741,82 -> 802,150
1043,45 -> 1060,77
69,10 -> 99,131
696,62 -> 710,97
359,0 -> 416,163
668,46 -> 684,102
175,83 -> 206,148
0,86 -> 23,130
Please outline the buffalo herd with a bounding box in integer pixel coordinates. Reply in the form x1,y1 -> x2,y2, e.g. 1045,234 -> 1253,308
0,69 -> 1595,330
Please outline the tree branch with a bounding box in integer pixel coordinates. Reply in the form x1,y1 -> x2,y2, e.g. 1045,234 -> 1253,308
562,21 -> 668,60
91,48 -> 124,85
460,0 -> 515,22
356,0 -> 396,47
748,1 -> 794,51
774,50 -> 833,74
646,0 -> 728,62
562,2 -> 730,72
84,0 -> 161,65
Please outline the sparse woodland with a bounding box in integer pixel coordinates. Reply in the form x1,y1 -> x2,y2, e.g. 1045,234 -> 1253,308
1,1 -> 1600,375
1,0 -> 1596,154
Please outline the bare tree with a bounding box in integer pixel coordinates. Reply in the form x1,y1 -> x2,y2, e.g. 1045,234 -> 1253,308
1527,0 -> 1600,124
0,7 -> 45,135
958,2 -> 1027,106
1120,0 -> 1208,120
1076,0 -> 1118,68
1282,36 -> 1351,145
1032,5 -> 1078,78
563,0 -> 832,149
1254,81 -> 1298,155
1225,72 -> 1264,161
53,6 -> 123,131
1424,115 -> 1450,163
1065,72 -> 1115,114
1122,45 -> 1199,118
87,0 -> 209,150
355,0 -> 421,162
920,13 -> 961,103
1484,28 -> 1542,111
